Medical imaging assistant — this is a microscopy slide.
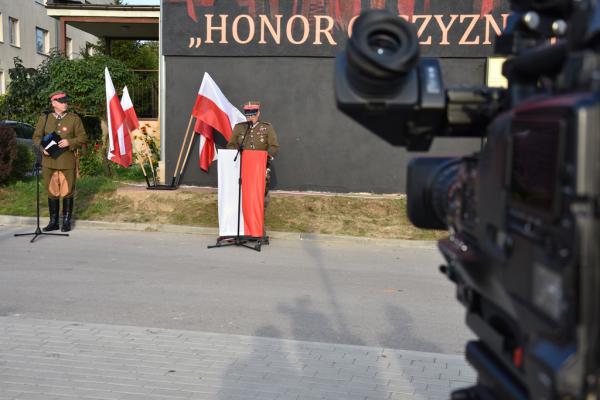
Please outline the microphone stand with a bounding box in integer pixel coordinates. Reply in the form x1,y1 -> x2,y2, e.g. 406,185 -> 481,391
14,156 -> 69,243
209,122 -> 265,252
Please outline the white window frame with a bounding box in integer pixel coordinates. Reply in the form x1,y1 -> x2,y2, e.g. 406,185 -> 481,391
66,37 -> 73,59
36,27 -> 49,55
0,70 -> 5,95
9,17 -> 20,47
0,12 -> 4,43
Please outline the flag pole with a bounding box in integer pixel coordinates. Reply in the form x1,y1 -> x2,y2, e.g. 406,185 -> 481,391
138,159 -> 151,187
176,125 -> 197,187
146,150 -> 157,186
171,115 -> 194,187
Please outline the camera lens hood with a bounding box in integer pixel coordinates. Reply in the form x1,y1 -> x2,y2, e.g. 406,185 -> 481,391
346,10 -> 420,96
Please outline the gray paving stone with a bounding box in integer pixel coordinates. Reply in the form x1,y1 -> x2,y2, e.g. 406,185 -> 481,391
0,317 -> 475,400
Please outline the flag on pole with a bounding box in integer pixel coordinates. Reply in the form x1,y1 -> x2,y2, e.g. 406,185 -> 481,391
191,72 -> 246,172
121,86 -> 140,132
105,67 -> 132,168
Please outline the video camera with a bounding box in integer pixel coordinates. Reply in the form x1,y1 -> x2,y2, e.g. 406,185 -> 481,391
336,1 -> 600,399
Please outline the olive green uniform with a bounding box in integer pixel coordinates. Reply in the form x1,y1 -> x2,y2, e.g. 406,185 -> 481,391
32,112 -> 87,199
227,121 -> 280,206
227,121 -> 279,157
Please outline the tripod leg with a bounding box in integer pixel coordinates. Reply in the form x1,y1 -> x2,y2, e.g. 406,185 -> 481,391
14,160 -> 69,242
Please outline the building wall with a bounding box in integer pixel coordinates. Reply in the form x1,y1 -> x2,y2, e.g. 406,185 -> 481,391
164,56 -> 485,193
0,0 -> 103,95
161,0 -> 508,193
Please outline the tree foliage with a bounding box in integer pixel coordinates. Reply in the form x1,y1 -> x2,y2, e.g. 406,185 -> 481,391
0,54 -> 135,125
88,40 -> 159,70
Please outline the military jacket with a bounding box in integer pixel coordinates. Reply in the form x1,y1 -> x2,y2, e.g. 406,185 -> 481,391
33,112 -> 87,170
227,121 -> 279,157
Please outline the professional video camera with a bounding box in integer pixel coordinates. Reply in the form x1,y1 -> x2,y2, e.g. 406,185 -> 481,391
336,1 -> 600,399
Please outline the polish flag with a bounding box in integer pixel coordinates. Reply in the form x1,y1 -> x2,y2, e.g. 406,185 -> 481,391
218,149 -> 267,237
191,72 -> 246,172
120,86 -> 140,132
105,68 -> 132,168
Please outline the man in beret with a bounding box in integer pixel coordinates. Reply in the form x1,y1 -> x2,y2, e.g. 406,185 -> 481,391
227,101 -> 280,207
32,91 -> 87,232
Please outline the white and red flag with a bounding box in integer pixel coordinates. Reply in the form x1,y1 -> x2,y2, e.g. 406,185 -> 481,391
120,86 -> 140,132
191,72 -> 246,172
218,149 -> 267,237
105,67 -> 132,168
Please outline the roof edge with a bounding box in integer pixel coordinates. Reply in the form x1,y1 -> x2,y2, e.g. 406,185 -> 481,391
46,4 -> 160,11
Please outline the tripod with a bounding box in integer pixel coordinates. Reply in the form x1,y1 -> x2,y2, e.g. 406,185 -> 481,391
14,159 -> 69,243
208,125 -> 269,252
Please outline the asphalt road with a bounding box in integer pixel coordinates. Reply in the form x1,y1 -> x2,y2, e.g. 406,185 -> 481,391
0,226 -> 473,354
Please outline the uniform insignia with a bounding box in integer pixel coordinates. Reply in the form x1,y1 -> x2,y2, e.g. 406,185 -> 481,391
62,127 -> 68,132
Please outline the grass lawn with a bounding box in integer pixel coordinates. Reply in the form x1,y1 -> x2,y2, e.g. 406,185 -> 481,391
0,173 -> 446,241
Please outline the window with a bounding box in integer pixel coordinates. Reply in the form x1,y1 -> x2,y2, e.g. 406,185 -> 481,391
0,70 -> 5,95
0,13 -> 4,43
9,17 -> 19,47
66,37 -> 73,59
35,0 -> 47,5
36,27 -> 49,54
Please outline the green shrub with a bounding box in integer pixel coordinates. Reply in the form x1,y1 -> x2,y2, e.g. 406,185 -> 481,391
0,126 -> 17,185
112,163 -> 145,181
79,142 -> 104,177
9,142 -> 35,182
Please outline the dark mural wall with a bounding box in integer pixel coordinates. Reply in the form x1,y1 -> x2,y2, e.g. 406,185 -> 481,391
165,57 -> 485,192
162,0 -> 507,193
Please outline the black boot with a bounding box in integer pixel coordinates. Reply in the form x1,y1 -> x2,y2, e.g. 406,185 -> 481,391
61,197 -> 73,232
43,198 -> 60,231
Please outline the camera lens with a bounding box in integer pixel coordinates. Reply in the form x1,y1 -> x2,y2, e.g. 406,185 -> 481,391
346,10 -> 419,96
407,158 -> 461,229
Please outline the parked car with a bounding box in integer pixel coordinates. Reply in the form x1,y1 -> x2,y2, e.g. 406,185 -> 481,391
0,120 -> 40,172
0,119 -> 34,144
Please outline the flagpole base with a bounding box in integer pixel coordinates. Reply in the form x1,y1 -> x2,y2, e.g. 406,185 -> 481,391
146,184 -> 178,190
208,235 -> 269,252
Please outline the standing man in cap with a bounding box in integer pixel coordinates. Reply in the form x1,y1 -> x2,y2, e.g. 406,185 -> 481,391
32,91 -> 87,232
227,101 -> 280,207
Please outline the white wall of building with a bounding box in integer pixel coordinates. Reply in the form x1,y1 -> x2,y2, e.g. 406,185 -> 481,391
0,0 -> 105,95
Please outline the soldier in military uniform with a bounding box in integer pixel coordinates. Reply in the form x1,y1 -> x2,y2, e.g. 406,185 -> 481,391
32,91 -> 87,232
227,101 -> 280,207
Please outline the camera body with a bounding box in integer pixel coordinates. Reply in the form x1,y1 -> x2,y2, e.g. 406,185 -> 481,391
336,2 -> 600,399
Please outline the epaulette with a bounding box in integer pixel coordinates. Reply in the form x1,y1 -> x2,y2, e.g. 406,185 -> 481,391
260,121 -> 271,126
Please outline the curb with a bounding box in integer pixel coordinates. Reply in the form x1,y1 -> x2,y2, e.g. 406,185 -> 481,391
0,215 -> 438,249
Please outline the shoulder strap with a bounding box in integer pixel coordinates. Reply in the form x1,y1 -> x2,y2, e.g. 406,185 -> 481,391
43,112 -> 50,134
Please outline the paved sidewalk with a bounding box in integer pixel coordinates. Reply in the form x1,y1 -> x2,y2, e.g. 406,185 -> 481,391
0,317 -> 475,400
